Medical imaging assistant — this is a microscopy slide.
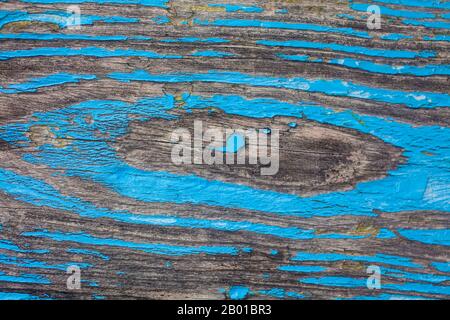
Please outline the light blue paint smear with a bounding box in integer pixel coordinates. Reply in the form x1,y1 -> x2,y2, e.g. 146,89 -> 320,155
278,54 -> 450,76
109,70 -> 449,108
1,93 -> 449,220
0,239 -> 49,254
208,4 -> 263,13
0,252 -> 92,270
300,276 -> 450,296
442,12 -> 450,19
350,3 -> 436,19
214,133 -> 245,153
23,230 -> 241,256
382,267 -> 449,283
0,271 -> 51,284
160,37 -> 230,43
380,33 -> 413,41
342,293 -> 434,300
193,18 -> 371,39
229,286 -> 250,300
423,34 -> 450,41
376,228 -> 396,239
19,0 -> 169,7
190,50 -> 235,58
292,252 -> 423,268
403,19 -> 450,29
0,33 -> 229,44
336,13 -> 356,20
0,10 -> 138,29
0,73 -> 96,93
67,248 -> 110,260
431,262 -> 450,273
398,229 -> 450,246
258,288 -> 305,299
0,166 -> 368,241
373,0 -> 450,10
0,33 -> 132,41
0,47 -> 183,60
258,39 -> 435,59
278,265 -> 327,273
0,292 -> 46,300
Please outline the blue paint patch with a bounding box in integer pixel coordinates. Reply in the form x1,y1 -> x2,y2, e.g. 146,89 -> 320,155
350,3 -> 436,19
292,252 -> 423,268
403,19 -> 450,29
376,228 -> 396,239
372,0 -> 450,10
193,18 -> 371,38
0,73 -> 96,93
109,70 -> 449,109
229,286 -> 250,300
208,4 -> 263,13
0,47 -> 183,60
397,229 -> 450,246
259,39 -> 435,59
190,50 -> 235,58
278,265 -> 327,273
0,10 -> 138,29
19,0 -> 168,7
431,262 -> 450,273
214,133 -> 245,153
300,276 -> 450,295
67,248 -> 110,261
23,230 -> 242,256
0,271 -> 51,284
0,292 -> 49,300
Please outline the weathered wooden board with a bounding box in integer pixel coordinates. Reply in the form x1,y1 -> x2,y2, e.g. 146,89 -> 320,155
0,0 -> 449,300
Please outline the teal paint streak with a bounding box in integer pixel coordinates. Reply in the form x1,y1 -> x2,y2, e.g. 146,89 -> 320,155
208,4 -> 263,13
431,262 -> 450,273
0,33 -> 230,44
258,39 -> 435,59
109,70 -> 449,108
229,286 -> 250,300
278,53 -> 450,76
278,265 -> 327,273
0,73 -> 96,93
23,230 -> 242,256
300,276 -> 450,296
403,19 -> 450,29
19,0 -> 169,7
376,228 -> 396,239
0,47 -> 183,60
0,292 -> 45,300
380,33 -> 413,41
0,253 -> 92,270
292,252 -> 423,268
350,3 -> 436,19
190,50 -> 235,57
0,271 -> 51,284
193,18 -> 371,38
0,10 -> 138,29
258,288 -> 305,299
0,165 -> 368,241
67,248 -> 110,261
398,229 -> 450,246
372,0 -> 450,10
382,267 -> 450,283
0,239 -> 49,254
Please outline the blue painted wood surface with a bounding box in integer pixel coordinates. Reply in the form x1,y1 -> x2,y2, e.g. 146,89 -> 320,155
0,0 -> 448,300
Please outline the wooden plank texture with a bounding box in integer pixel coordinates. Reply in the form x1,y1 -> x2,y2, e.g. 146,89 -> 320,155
0,0 -> 449,300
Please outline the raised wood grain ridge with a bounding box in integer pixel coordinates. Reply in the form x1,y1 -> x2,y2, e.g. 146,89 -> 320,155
0,0 -> 449,300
